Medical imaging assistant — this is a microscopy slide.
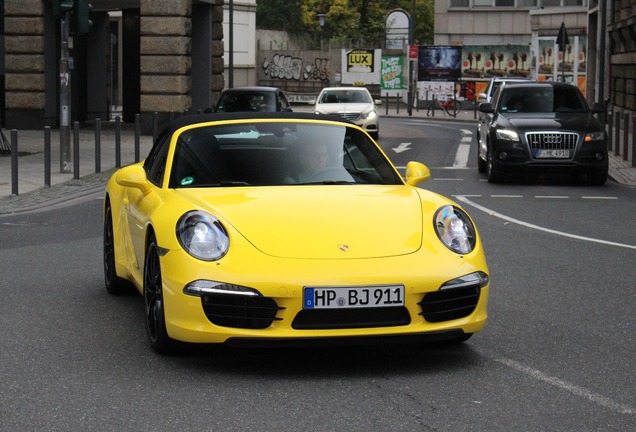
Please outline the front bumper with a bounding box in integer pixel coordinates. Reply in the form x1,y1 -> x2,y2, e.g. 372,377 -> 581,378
158,246 -> 489,345
490,137 -> 608,175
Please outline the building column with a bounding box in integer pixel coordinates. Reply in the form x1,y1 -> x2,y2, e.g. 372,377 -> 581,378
4,0 -> 46,129
139,0 -> 192,116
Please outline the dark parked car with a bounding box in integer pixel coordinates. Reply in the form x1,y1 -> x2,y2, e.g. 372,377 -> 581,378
212,86 -> 293,113
477,82 -> 608,184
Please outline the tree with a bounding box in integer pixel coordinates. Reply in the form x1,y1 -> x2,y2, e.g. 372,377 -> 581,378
256,0 -> 305,35
256,0 -> 434,47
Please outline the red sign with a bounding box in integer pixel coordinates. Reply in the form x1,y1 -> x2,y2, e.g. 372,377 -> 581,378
409,44 -> 418,60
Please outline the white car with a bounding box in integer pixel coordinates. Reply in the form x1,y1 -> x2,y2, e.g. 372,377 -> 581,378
314,87 -> 381,139
477,77 -> 532,104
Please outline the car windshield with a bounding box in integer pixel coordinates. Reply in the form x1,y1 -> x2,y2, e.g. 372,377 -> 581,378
168,121 -> 403,188
319,90 -> 371,104
499,86 -> 586,114
216,92 -> 276,112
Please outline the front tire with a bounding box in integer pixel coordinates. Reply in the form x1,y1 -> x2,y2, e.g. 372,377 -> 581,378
104,202 -> 132,295
588,168 -> 608,186
486,144 -> 503,183
144,234 -> 176,354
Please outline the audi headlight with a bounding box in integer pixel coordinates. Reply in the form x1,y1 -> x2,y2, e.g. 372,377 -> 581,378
434,205 -> 476,254
495,129 -> 519,141
584,131 -> 605,142
176,211 -> 229,261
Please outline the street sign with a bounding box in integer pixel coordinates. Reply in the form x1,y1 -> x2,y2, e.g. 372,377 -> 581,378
409,44 -> 418,60
556,22 -> 570,50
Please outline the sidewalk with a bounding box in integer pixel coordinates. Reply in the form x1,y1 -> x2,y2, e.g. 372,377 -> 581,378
1,107 -> 635,215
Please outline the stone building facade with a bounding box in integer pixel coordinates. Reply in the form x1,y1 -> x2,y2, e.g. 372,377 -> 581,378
607,0 -> 636,112
2,0 -> 225,129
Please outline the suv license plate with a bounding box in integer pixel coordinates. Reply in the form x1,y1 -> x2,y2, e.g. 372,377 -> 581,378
303,285 -> 404,309
535,149 -> 569,158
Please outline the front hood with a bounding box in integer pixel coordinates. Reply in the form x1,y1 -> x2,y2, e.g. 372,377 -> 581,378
501,113 -> 595,131
317,103 -> 373,114
177,186 -> 424,259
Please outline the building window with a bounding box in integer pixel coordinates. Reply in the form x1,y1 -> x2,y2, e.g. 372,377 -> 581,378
448,0 -> 584,7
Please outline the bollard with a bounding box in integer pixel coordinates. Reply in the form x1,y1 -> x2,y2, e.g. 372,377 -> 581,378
153,112 -> 158,143
633,115 -> 636,168
623,112 -> 629,162
615,111 -> 621,156
135,114 -> 142,162
115,116 -> 122,168
73,121 -> 80,179
396,95 -> 400,115
44,127 -> 51,187
385,93 -> 389,116
95,118 -> 101,173
135,114 -> 141,162
11,130 -> 18,196
607,111 -> 613,152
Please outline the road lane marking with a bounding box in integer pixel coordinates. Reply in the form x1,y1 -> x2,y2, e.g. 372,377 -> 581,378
453,144 -> 470,168
535,195 -> 569,199
393,142 -> 412,153
582,196 -> 618,200
490,355 -> 635,415
455,196 -> 636,250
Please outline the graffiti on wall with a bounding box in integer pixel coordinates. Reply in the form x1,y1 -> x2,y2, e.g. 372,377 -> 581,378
262,54 -> 330,82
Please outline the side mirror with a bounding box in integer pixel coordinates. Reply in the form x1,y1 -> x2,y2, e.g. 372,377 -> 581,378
374,99 -> 383,105
116,164 -> 152,195
590,102 -> 604,114
405,161 -> 431,186
478,93 -> 487,102
479,103 -> 495,114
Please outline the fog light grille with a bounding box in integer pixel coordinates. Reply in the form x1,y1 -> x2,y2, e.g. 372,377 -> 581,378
201,293 -> 283,329
419,286 -> 480,323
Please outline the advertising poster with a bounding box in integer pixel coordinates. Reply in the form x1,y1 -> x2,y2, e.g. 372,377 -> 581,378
538,36 -> 586,94
417,81 -> 465,101
346,49 -> 375,73
380,56 -> 404,90
418,45 -> 462,81
462,45 -> 531,79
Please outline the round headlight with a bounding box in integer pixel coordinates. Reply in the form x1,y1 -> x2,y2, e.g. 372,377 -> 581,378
176,211 -> 229,261
434,205 -> 476,254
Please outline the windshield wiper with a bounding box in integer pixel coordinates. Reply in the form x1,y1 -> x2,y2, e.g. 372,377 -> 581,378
298,181 -> 357,185
186,181 -> 251,187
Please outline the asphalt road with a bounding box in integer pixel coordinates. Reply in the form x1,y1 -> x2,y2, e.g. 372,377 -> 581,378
0,118 -> 634,431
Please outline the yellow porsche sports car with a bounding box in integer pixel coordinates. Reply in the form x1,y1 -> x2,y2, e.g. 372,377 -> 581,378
103,112 -> 489,353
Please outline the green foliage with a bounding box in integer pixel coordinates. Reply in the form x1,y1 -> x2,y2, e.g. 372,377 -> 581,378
256,0 -> 434,46
256,0 -> 305,35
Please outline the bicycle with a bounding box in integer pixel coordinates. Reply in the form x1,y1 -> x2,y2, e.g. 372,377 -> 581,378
426,94 -> 461,117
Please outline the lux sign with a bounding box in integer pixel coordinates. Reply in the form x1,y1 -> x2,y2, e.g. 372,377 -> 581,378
347,49 -> 374,73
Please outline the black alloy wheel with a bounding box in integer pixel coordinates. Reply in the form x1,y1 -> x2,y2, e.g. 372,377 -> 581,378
588,168 -> 608,186
486,144 -> 503,183
104,202 -> 131,295
144,234 -> 175,354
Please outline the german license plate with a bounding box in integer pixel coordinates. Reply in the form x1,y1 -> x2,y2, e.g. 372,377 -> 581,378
535,149 -> 569,158
303,285 -> 404,309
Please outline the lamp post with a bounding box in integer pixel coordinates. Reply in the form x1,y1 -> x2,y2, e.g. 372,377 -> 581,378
316,13 -> 326,51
